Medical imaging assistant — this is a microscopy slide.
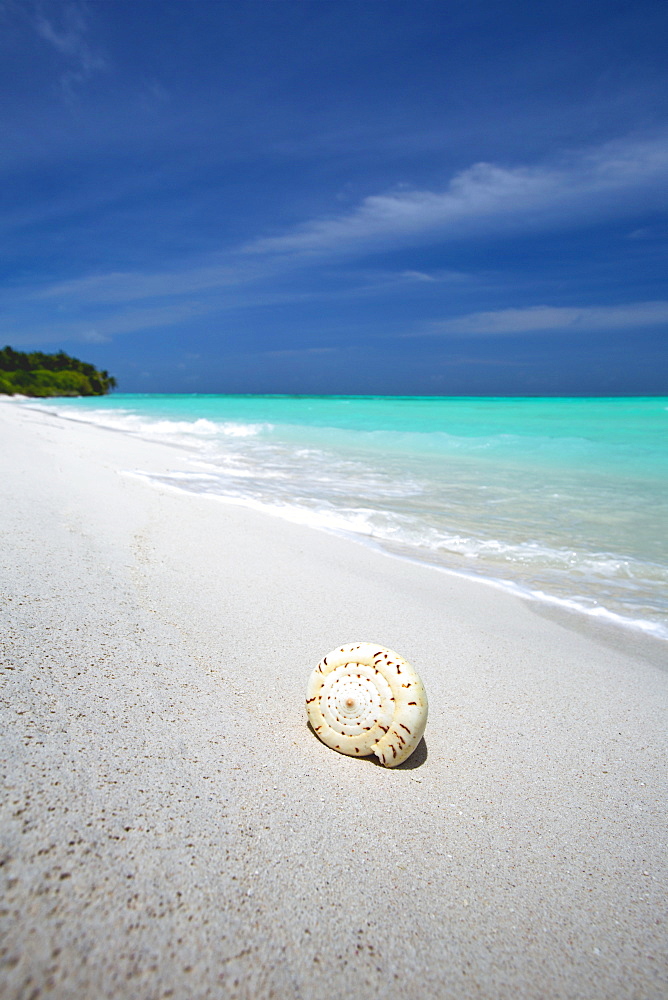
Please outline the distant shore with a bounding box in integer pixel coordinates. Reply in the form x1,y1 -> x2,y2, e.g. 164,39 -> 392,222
1,399 -> 666,1000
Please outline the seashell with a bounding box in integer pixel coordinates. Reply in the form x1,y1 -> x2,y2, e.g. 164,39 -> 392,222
306,642 -> 428,767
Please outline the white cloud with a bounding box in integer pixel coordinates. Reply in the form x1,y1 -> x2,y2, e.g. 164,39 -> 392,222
421,301 -> 668,337
399,269 -> 469,284
2,299 -> 214,347
34,1 -> 105,94
243,134 -> 668,257
35,262 -> 258,305
401,270 -> 437,283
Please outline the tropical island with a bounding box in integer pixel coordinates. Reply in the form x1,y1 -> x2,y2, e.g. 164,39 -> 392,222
0,346 -> 117,397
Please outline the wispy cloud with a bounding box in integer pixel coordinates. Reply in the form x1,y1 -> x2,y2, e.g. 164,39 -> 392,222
33,1 -> 105,95
35,262 -> 262,305
1,255 -> 322,344
7,125 -> 667,347
244,134 -> 668,257
419,301 -> 668,337
2,299 -> 214,348
24,259 -> 469,322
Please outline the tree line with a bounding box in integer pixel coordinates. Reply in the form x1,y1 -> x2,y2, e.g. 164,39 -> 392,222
0,346 -> 117,397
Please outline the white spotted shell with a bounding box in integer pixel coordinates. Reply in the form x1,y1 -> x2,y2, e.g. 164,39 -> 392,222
306,643 -> 428,767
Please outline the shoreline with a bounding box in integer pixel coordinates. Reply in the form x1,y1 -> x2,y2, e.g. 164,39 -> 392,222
1,400 -> 667,999
11,394 -> 668,648
125,468 -> 668,669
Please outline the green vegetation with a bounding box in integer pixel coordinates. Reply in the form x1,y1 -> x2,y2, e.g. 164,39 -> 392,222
0,346 -> 117,397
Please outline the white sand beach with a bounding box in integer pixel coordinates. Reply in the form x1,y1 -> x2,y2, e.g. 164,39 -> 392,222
1,399 -> 666,1000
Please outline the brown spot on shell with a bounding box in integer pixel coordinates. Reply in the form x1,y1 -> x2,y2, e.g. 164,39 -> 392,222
306,697 -> 316,704
399,723 -> 411,734
408,701 -> 417,706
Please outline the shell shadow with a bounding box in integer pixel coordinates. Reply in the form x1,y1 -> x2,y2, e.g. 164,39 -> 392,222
306,721 -> 428,769
394,736 -> 428,769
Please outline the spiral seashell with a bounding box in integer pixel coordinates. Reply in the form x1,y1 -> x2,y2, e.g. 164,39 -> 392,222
306,643 -> 428,767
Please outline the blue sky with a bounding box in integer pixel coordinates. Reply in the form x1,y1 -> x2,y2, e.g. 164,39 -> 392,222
2,0 -> 667,394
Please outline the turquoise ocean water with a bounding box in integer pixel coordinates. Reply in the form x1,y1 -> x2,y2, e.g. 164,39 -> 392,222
27,394 -> 668,640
